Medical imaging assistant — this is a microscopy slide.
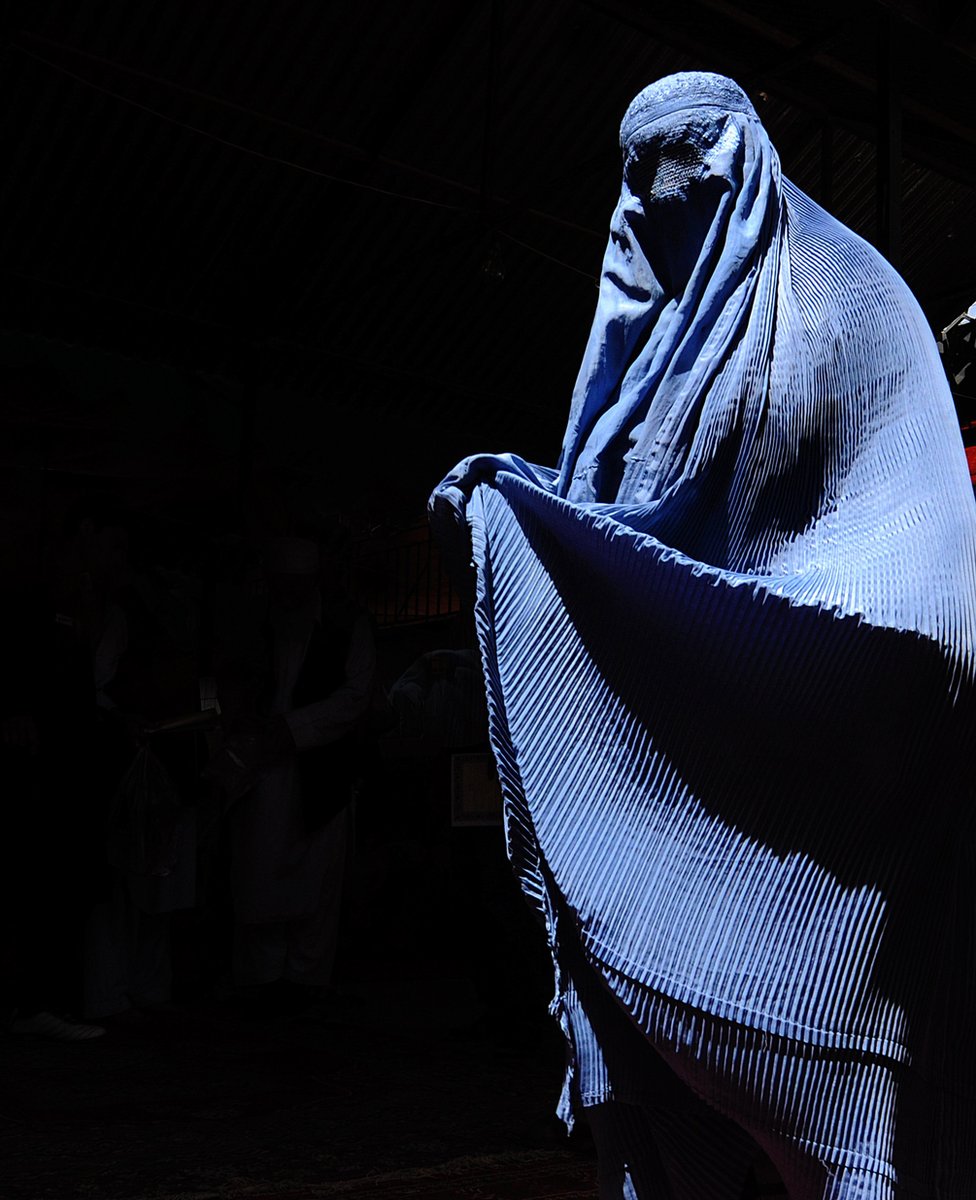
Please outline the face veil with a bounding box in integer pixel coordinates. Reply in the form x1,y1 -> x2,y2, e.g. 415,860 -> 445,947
556,74 -> 784,518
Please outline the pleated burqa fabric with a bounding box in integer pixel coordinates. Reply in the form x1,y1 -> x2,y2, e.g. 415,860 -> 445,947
431,74 -> 976,1199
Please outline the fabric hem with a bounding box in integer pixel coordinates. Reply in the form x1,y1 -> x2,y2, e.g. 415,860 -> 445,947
582,930 -> 910,1064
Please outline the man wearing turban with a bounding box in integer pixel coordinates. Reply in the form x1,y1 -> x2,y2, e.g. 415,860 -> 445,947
211,534 -> 376,1006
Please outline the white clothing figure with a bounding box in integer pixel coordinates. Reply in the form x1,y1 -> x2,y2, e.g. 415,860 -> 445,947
227,535 -> 376,989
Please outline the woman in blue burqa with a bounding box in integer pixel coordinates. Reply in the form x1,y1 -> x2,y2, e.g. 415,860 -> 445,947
431,72 -> 976,1198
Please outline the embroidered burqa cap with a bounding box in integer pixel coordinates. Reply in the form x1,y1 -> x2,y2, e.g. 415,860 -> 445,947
430,73 -> 976,1191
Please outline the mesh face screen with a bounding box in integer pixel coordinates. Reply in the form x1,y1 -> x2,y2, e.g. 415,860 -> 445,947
625,118 -> 719,202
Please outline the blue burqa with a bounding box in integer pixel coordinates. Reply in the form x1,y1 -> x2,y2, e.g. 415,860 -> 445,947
431,74 -> 976,1199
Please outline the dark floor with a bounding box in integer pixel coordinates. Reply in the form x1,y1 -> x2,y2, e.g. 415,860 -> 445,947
1,816 -> 786,1200
1,973 -> 593,1200
1,793 -> 604,1200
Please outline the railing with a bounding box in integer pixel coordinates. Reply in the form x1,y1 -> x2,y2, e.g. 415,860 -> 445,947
352,520 -> 461,627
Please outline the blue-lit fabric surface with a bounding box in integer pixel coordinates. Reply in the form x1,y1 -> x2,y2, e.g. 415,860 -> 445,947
431,73 -> 976,1196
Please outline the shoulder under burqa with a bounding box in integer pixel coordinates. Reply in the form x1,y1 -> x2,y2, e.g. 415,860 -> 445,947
430,72 -> 976,1077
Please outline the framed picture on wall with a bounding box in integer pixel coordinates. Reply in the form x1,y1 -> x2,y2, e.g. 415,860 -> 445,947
450,752 -> 503,827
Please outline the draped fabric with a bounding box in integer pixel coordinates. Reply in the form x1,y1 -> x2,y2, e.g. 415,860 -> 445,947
431,73 -> 976,1197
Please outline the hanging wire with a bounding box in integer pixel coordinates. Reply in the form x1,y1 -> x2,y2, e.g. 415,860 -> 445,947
11,41 -> 600,284
499,231 -> 600,283
12,43 -> 470,213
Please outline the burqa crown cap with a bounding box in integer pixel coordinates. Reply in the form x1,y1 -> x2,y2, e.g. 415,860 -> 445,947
621,72 -> 758,148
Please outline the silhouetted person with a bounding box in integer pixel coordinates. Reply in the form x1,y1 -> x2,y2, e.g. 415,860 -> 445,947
0,495 -> 134,1039
207,534 -> 376,1012
80,502 -> 201,1020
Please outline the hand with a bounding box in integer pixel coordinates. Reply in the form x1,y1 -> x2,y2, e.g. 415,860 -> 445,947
109,708 -> 148,749
202,717 -> 294,804
202,744 -> 257,803
223,716 -> 294,771
229,713 -> 270,737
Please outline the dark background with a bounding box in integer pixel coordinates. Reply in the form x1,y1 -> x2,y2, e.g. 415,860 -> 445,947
3,0 -> 976,557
